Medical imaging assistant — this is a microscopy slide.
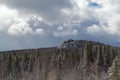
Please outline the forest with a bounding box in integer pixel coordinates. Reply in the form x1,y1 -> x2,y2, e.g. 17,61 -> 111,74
0,40 -> 120,80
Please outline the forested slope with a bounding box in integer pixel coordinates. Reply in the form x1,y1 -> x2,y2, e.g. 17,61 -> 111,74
0,40 -> 120,80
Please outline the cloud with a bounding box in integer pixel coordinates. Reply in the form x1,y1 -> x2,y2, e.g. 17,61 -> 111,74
0,5 -> 45,36
87,25 -> 101,34
0,0 -> 120,50
35,28 -> 45,35
0,0 -> 74,24
54,23 -> 78,37
8,22 -> 33,36
0,5 -> 18,31
8,22 -> 45,36
86,0 -> 120,37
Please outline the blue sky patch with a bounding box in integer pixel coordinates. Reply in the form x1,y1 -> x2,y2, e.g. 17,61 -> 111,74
88,0 -> 102,8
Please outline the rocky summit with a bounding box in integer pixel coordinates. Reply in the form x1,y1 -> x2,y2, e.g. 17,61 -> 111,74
0,39 -> 120,80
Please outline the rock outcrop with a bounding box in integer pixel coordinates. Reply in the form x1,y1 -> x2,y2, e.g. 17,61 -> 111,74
0,39 -> 120,80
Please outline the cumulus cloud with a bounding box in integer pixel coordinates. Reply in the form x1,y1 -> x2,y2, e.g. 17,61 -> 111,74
0,0 -> 74,24
54,23 -> 79,37
1,0 -> 120,37
0,5 -> 45,36
0,5 -> 18,31
8,22 -> 32,36
35,28 -> 45,35
83,0 -> 120,37
87,25 -> 101,34
8,22 -> 45,36
0,0 -> 120,50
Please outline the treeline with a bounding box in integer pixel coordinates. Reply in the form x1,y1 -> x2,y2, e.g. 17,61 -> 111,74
0,40 -> 120,80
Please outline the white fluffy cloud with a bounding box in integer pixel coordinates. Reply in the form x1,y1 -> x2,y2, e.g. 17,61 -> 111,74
8,22 -> 45,36
8,22 -> 33,36
0,0 -> 120,50
0,5 -> 45,36
54,22 -> 79,37
36,29 -> 45,35
86,0 -> 120,37
87,25 -> 101,34
0,0 -> 120,37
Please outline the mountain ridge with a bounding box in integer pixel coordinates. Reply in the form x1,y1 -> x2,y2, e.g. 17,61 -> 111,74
0,39 -> 119,52
0,39 -> 120,80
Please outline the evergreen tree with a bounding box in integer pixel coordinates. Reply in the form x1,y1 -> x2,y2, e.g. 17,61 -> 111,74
108,57 -> 119,80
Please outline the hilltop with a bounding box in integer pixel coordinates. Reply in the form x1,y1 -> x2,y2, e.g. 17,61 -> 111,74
0,39 -> 120,80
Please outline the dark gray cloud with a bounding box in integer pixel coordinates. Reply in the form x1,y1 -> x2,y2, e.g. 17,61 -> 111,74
0,0 -> 73,23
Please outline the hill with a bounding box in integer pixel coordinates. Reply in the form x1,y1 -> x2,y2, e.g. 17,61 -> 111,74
0,39 -> 120,80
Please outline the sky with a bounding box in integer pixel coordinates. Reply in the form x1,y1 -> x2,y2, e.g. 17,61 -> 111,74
0,0 -> 120,51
